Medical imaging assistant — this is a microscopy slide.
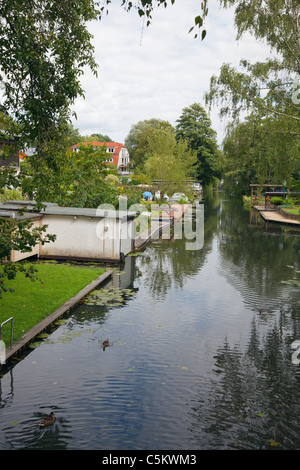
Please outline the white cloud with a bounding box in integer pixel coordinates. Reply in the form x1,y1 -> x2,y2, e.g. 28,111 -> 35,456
71,0 -> 272,145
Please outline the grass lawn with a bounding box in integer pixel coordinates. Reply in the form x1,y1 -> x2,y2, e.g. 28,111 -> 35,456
0,262 -> 105,345
284,207 -> 300,216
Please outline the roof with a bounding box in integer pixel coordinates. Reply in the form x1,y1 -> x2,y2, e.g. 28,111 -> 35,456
0,201 -> 136,221
71,142 -> 128,167
71,142 -> 127,152
0,212 -> 41,220
41,205 -> 136,221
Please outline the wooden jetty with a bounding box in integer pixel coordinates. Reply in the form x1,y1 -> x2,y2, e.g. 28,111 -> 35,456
259,210 -> 300,226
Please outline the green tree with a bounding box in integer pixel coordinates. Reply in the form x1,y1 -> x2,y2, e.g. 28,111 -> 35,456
0,112 -> 56,298
65,143 -> 118,208
223,112 -> 300,193
0,0 -> 209,298
175,103 -> 223,187
21,143 -> 118,209
205,0 -> 300,127
218,0 -> 299,75
221,117 -> 258,193
65,124 -> 84,147
144,127 -> 197,197
88,133 -> 113,142
204,0 -> 300,188
0,0 -> 99,153
125,118 -> 174,168
80,133 -> 113,143
0,214 -> 56,298
64,124 -> 113,146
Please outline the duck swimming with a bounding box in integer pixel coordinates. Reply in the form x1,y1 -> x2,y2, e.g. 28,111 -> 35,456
102,339 -> 109,351
39,412 -> 55,427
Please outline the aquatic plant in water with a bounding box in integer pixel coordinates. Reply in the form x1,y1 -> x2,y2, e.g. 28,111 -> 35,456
84,287 -> 137,307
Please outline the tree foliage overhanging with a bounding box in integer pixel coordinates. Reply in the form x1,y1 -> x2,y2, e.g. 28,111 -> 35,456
0,1 -> 117,297
204,0 -> 300,192
0,0 -> 100,151
205,0 -> 300,121
0,0 -> 208,152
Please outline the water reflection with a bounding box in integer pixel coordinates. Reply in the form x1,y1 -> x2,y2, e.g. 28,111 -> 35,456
191,314 -> 300,449
215,195 -> 300,313
0,191 -> 300,450
138,202 -> 215,300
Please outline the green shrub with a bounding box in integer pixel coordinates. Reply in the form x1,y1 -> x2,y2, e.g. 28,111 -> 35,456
285,207 -> 300,216
287,196 -> 300,206
0,187 -> 28,202
105,174 -> 120,185
270,196 -> 284,206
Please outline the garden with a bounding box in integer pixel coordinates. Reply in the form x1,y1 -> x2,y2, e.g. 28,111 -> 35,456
270,195 -> 300,221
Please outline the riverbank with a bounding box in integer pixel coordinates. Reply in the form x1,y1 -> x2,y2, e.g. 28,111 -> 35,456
1,203 -> 188,366
1,265 -> 112,365
1,191 -> 300,450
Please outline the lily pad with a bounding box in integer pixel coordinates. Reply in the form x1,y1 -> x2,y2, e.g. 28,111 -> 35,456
29,341 -> 42,349
55,319 -> 68,326
38,333 -> 50,339
84,287 -> 137,307
44,329 -> 94,344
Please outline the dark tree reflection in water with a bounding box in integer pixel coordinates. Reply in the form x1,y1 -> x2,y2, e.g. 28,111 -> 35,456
192,315 -> 300,449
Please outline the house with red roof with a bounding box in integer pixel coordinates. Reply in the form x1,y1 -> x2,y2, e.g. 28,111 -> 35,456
71,142 -> 130,177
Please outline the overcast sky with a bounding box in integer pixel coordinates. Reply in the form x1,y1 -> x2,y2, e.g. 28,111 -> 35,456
70,0 -> 272,146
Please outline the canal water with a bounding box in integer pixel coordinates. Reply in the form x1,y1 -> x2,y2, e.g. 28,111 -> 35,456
0,191 -> 300,450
